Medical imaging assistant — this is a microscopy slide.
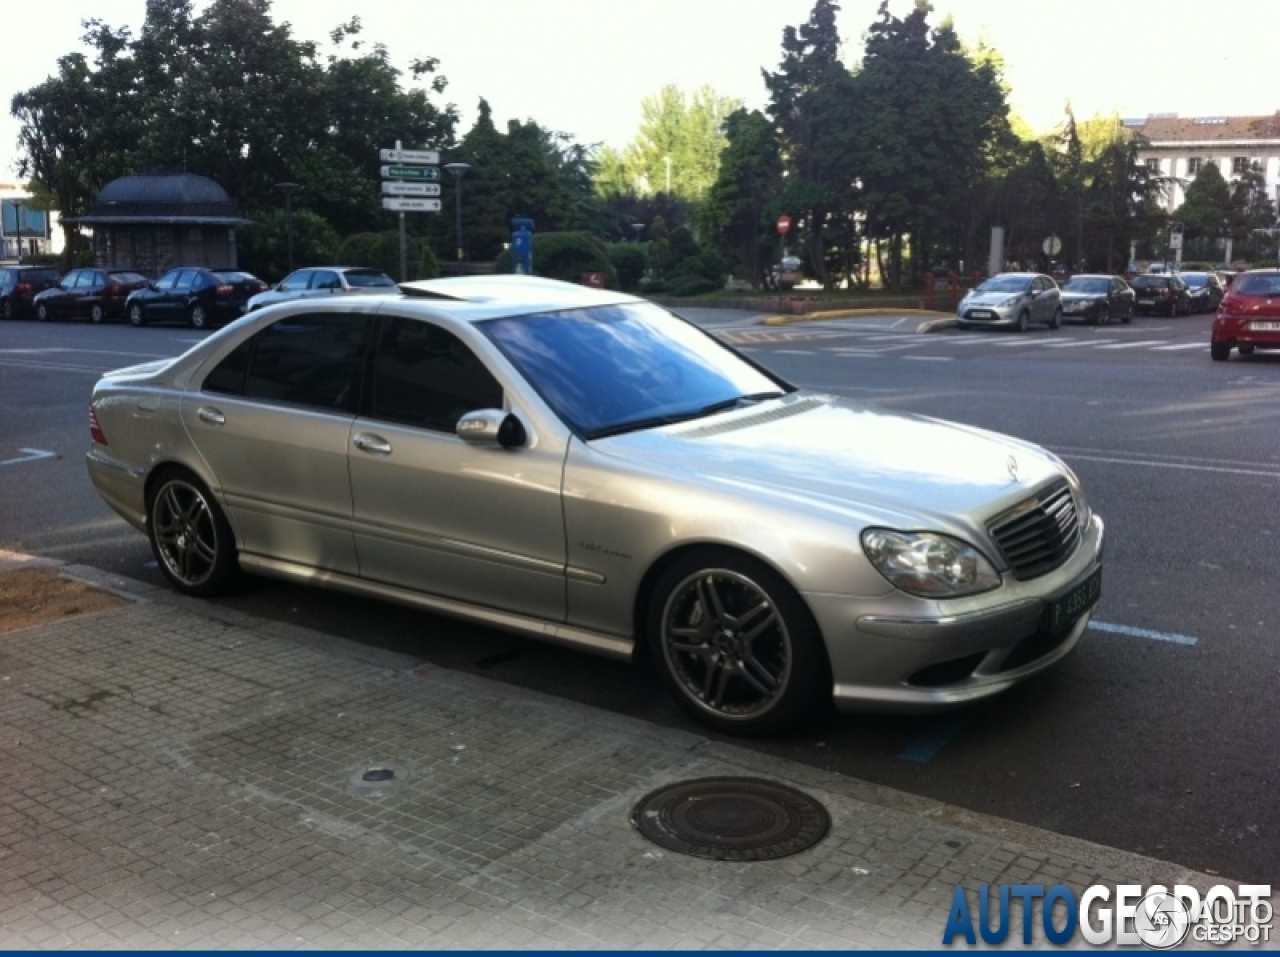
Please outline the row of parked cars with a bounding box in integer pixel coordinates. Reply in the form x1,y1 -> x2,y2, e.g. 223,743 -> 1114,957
956,266 -> 1279,362
0,264 -> 399,329
956,269 -> 1230,331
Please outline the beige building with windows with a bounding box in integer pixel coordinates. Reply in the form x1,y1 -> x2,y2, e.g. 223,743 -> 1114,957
1126,112 -> 1280,213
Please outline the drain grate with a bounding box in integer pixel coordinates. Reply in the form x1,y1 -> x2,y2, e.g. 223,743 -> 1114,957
631,777 -> 829,861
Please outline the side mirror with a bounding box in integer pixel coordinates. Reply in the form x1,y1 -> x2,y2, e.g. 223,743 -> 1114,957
457,410 -> 528,450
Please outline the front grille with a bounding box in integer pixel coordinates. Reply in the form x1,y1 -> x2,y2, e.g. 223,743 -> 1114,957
987,482 -> 1080,580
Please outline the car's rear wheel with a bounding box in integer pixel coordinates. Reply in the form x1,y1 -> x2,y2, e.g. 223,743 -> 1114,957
647,549 -> 831,736
35,303 -> 50,322
1121,304 -> 1133,324
90,304 -> 105,324
147,468 -> 239,597
1210,342 -> 1231,361
1,298 -> 12,320
128,303 -> 147,327
189,303 -> 210,329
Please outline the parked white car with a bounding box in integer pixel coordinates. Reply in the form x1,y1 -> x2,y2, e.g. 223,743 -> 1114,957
246,266 -> 398,312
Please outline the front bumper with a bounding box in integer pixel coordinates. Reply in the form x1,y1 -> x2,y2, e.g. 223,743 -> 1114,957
956,304 -> 1018,327
811,514 -> 1104,712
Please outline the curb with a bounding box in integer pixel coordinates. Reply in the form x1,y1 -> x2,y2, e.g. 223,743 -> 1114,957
761,309 -> 958,333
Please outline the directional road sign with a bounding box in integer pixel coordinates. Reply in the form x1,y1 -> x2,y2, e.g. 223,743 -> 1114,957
380,147 -> 440,165
381,181 -> 441,197
381,165 -> 440,181
381,197 -> 442,212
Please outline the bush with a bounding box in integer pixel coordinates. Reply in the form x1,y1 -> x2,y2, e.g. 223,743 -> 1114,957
237,209 -> 339,282
605,242 -> 648,291
334,231 -> 436,282
666,275 -> 719,297
494,231 -> 618,288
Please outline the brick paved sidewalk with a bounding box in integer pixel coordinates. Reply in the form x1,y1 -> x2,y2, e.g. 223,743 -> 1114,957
0,559 -> 1228,949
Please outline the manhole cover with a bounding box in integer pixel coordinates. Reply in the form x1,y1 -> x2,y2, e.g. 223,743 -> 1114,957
631,777 -> 829,861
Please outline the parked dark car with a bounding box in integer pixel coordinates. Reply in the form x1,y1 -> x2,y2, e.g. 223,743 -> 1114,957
1211,268 -> 1280,361
1058,275 -> 1135,325
0,265 -> 61,319
1179,271 -> 1226,314
32,268 -> 150,323
1130,274 -> 1192,316
125,267 -> 269,329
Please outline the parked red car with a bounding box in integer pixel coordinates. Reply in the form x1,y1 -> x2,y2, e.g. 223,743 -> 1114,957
33,268 -> 150,323
1211,268 -> 1280,361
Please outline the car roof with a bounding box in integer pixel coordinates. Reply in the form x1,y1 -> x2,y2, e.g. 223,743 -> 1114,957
989,272 -> 1044,279
396,275 -> 639,321
1064,274 -> 1114,280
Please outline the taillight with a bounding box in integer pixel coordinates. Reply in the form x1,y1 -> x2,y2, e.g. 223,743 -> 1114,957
106,283 -> 124,298
89,406 -> 108,446
214,284 -> 234,297
15,282 -> 31,294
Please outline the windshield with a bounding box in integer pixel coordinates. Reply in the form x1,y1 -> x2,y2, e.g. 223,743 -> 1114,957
975,276 -> 1031,293
1180,274 -> 1208,288
1063,278 -> 1109,294
480,302 -> 790,439
1233,274 -> 1280,297
346,270 -> 397,288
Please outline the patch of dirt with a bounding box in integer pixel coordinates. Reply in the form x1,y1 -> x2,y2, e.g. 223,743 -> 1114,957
0,567 -> 131,634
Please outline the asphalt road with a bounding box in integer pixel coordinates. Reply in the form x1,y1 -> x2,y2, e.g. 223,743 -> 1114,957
0,307 -> 1276,883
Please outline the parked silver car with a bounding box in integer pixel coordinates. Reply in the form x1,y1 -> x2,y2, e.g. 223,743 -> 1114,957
957,273 -> 1063,331
246,266 -> 398,312
86,276 -> 1103,735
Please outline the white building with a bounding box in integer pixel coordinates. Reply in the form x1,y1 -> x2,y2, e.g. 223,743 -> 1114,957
0,183 -> 63,261
1126,112 -> 1280,214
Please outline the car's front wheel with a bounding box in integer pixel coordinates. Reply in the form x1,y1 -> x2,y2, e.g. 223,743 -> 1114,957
128,303 -> 147,327
189,303 -> 210,329
1048,306 -> 1062,329
147,468 -> 239,597
647,550 -> 831,736
1016,310 -> 1030,332
1,298 -> 12,320
1097,305 -> 1110,326
35,303 -> 50,322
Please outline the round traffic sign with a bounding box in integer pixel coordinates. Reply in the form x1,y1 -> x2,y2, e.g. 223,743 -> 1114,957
777,215 -> 791,235
1042,234 -> 1062,256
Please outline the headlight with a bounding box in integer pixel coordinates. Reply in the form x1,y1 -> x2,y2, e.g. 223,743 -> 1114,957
861,529 -> 1001,598
999,296 -> 1019,308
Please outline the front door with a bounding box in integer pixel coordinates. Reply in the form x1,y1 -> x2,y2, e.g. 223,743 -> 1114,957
348,314 -> 568,622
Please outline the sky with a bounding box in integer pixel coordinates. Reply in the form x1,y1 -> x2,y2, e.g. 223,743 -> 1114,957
3,0 -> 1278,182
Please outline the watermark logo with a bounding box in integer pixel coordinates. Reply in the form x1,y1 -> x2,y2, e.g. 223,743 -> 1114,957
942,882 -> 1272,948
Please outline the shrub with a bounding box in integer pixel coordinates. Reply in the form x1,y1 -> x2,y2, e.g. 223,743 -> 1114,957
667,275 -> 719,297
334,231 -> 435,282
605,242 -> 648,291
494,231 -> 618,288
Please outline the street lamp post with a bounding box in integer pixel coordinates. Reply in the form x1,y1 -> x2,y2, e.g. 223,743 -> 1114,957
631,222 -> 645,243
444,163 -> 471,261
274,182 -> 301,273
12,200 -> 24,262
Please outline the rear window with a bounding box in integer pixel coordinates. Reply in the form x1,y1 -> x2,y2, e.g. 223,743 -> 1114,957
214,271 -> 258,283
1233,274 -> 1280,297
108,272 -> 147,283
1131,276 -> 1168,288
345,270 -> 397,288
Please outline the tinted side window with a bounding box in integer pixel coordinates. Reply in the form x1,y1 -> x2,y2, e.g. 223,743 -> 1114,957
202,339 -> 254,396
153,271 -> 181,291
370,317 -> 503,432
243,314 -> 372,411
310,270 -> 341,290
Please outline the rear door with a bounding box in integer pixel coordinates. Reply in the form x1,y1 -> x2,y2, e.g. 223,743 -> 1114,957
186,312 -> 374,574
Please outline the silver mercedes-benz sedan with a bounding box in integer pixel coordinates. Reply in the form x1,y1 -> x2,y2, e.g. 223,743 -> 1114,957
87,275 -> 1103,735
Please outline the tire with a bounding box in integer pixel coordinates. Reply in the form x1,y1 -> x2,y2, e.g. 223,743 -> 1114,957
1210,342 -> 1230,361
647,549 -> 831,736
146,468 -> 239,597
1016,310 -> 1029,332
128,303 -> 147,327
1048,306 -> 1062,330
1,298 -> 12,320
189,303 -> 210,329
1097,305 -> 1110,326
35,302 -> 50,322
90,304 -> 105,324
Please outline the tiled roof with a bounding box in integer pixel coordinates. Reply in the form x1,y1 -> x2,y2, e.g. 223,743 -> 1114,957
1129,112 -> 1280,143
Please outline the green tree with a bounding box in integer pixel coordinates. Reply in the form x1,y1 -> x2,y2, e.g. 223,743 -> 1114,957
1175,162 -> 1231,244
706,108 -> 784,288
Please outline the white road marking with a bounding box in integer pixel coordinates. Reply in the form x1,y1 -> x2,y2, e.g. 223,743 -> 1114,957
0,448 -> 57,467
1088,620 -> 1198,646
902,356 -> 953,361
1093,340 -> 1167,350
1151,342 -> 1207,351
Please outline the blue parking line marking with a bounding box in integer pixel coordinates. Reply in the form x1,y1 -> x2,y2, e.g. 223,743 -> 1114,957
899,712 -> 977,764
1088,620 -> 1198,646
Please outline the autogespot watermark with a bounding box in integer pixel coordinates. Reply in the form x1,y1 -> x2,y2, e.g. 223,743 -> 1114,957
942,883 -> 1273,948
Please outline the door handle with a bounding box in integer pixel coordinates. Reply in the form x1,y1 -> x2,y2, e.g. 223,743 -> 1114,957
352,433 -> 392,455
196,406 -> 225,425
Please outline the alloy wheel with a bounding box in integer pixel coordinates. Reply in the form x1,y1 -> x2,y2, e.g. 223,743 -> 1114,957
151,479 -> 221,589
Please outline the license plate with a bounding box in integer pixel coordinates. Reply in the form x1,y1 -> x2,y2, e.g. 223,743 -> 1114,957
1250,320 -> 1280,331
1047,566 -> 1102,636
969,310 -> 992,318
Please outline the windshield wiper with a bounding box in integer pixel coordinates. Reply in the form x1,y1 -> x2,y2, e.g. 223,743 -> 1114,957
586,392 -> 786,440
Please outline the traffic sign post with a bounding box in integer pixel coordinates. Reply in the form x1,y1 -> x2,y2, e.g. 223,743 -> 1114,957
380,141 -> 443,281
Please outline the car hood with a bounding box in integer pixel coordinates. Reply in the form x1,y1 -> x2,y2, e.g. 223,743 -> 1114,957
962,291 -> 1026,307
594,393 -> 1061,530
1060,291 -> 1103,302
